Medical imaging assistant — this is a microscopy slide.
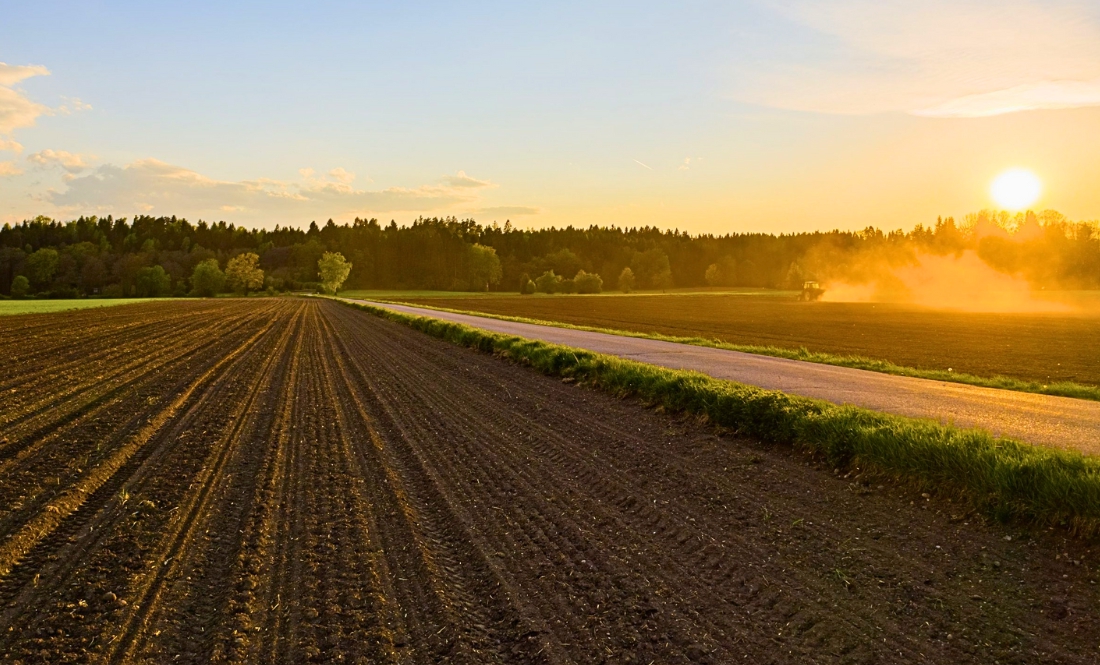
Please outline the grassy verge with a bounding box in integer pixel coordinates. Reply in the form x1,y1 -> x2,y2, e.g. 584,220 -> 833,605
367,298 -> 1100,403
340,297 -> 1100,537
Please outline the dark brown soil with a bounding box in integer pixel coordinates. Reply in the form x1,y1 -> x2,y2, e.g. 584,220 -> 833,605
396,294 -> 1100,386
1,298 -> 1098,664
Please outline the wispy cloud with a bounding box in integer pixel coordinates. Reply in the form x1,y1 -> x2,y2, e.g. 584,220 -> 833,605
442,170 -> 495,189
738,1 -> 1100,116
0,62 -> 52,137
915,77 -> 1100,118
0,138 -> 22,153
0,63 -> 49,87
633,159 -> 653,170
0,161 -> 23,177
46,158 -> 499,220
28,149 -> 96,173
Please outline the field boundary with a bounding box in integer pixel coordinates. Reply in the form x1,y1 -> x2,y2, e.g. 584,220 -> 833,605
364,298 -> 1100,402
339,297 -> 1100,537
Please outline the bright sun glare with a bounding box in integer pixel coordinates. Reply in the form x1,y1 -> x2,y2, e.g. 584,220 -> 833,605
990,169 -> 1042,211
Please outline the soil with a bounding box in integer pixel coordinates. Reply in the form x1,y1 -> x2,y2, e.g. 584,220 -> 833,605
395,294 -> 1100,386
1,297 -> 1097,664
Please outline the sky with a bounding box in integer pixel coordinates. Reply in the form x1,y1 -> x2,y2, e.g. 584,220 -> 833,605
2,0 -> 1099,234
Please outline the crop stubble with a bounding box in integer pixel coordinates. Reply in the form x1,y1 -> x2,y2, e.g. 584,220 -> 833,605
1,298 -> 1098,663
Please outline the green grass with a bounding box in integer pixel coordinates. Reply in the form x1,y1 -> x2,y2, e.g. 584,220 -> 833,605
356,298 -> 1100,402
338,297 -> 1100,537
0,299 -> 163,316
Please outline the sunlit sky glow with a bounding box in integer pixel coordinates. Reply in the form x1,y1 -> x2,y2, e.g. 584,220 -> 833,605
2,1 -> 1100,233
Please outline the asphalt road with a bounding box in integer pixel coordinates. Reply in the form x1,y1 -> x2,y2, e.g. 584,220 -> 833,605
355,300 -> 1100,455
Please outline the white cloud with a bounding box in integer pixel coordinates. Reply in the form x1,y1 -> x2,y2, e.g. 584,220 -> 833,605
0,63 -> 49,87
442,170 -> 495,189
0,85 -> 50,137
679,158 -> 692,171
47,158 -> 499,219
0,62 -> 52,137
57,97 -> 92,115
27,149 -> 95,173
914,77 -> 1100,117
739,1 -> 1100,115
327,167 -> 355,184
0,161 -> 23,177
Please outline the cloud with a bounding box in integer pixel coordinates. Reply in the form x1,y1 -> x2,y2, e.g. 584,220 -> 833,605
738,1 -> 1100,116
633,159 -> 652,170
27,149 -> 95,173
679,158 -> 692,171
0,86 -> 50,137
0,63 -> 50,87
0,62 -> 52,137
327,167 -> 355,184
0,161 -> 23,177
0,138 -> 22,153
914,77 -> 1100,117
47,158 -> 496,219
57,97 -> 93,115
441,170 -> 495,189
472,206 -> 541,218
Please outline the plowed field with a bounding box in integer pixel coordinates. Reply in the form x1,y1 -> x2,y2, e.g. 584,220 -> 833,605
1,298 -> 1098,664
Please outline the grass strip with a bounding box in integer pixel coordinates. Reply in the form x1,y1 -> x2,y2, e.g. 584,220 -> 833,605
341,297 -> 1100,537
371,298 -> 1100,403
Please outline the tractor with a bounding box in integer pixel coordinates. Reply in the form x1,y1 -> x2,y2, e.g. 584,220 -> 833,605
799,280 -> 825,301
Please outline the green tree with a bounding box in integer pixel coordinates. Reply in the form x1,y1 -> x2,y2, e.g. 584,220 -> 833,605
135,265 -> 172,297
189,258 -> 226,297
25,248 -> 59,290
225,252 -> 264,295
317,251 -> 353,295
617,267 -> 635,293
630,249 -> 673,289
574,270 -> 603,294
705,256 -> 737,287
467,243 -> 502,291
10,275 -> 29,298
534,270 -> 562,293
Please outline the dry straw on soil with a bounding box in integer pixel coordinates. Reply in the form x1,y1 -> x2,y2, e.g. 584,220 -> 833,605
342,298 -> 1100,537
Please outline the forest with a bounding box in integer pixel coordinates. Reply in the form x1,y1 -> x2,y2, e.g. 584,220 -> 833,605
1,209 -> 1098,298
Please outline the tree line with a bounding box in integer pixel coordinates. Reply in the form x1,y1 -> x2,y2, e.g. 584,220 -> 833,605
1,209 -> 1098,298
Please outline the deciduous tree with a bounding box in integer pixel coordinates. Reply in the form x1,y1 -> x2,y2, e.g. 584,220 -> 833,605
190,258 -> 226,297
318,251 -> 352,294
225,252 -> 264,295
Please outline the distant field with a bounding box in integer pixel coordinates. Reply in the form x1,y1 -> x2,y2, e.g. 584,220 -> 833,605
392,292 -> 1100,386
345,287 -> 794,299
0,298 -> 160,316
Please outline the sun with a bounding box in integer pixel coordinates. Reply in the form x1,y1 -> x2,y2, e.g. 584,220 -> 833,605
990,169 -> 1042,211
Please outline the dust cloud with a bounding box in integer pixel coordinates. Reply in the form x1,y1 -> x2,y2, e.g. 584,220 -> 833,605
819,251 -> 1070,313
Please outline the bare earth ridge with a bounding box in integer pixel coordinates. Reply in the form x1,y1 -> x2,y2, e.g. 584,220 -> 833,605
1,298 -> 1098,663
355,300 -> 1100,454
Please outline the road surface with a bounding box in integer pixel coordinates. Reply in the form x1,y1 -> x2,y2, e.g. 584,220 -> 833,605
356,300 -> 1100,454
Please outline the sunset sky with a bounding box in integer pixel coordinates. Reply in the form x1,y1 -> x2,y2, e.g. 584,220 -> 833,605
2,1 -> 1100,233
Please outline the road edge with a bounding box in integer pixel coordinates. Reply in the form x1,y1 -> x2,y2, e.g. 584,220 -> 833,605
363,296 -> 1100,403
